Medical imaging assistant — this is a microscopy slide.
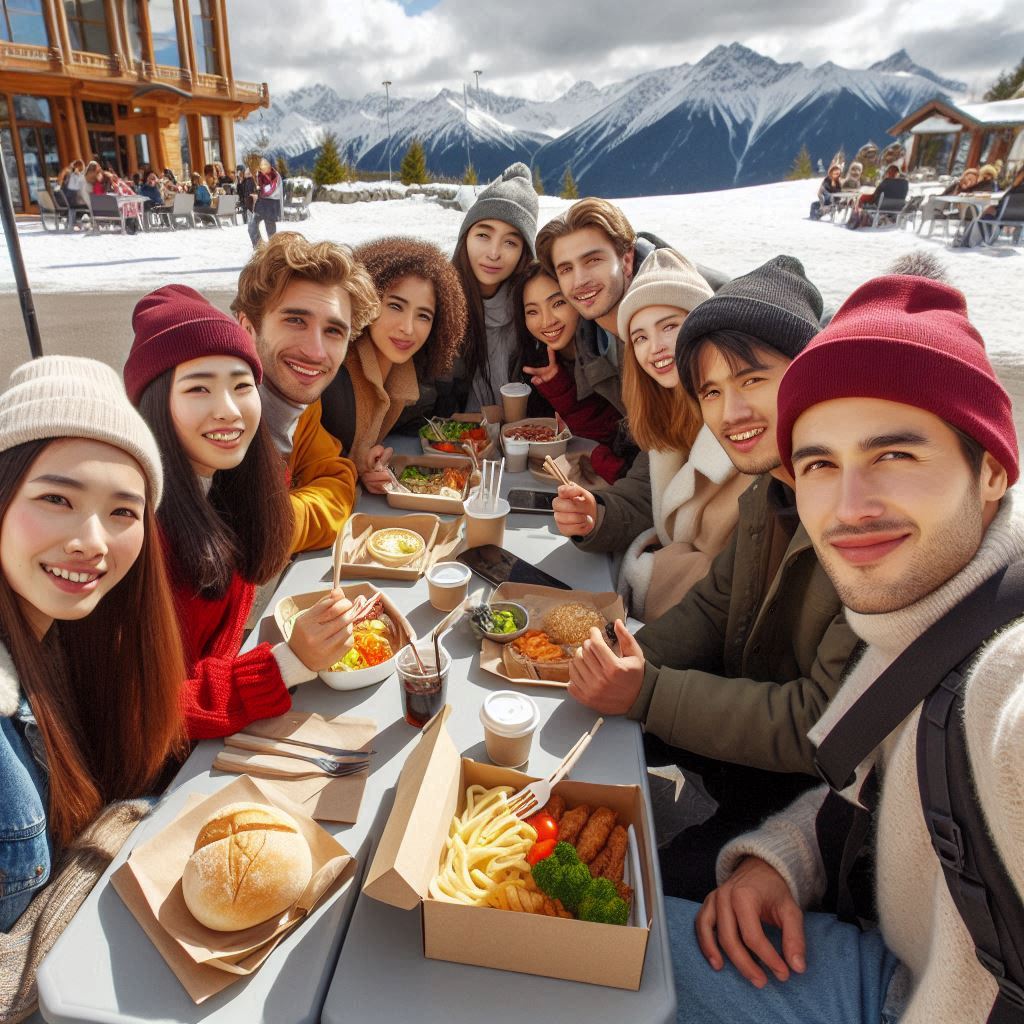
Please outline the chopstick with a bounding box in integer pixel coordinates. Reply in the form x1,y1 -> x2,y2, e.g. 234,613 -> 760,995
543,455 -> 572,489
549,718 -> 604,787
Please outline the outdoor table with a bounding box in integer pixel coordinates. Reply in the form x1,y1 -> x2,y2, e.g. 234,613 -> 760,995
35,436 -> 677,1024
918,192 -> 1001,237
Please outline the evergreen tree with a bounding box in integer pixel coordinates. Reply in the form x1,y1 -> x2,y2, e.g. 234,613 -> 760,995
312,131 -> 347,188
559,165 -> 579,200
532,164 -> 544,196
786,144 -> 813,180
400,139 -> 429,185
462,163 -> 478,185
275,154 -> 290,178
984,56 -> 1024,101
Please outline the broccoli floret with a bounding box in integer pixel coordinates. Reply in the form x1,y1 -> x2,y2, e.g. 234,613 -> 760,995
577,876 -> 630,925
531,843 -> 627,919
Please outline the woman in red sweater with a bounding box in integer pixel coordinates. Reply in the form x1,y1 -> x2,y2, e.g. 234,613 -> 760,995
512,262 -> 632,484
124,285 -> 361,739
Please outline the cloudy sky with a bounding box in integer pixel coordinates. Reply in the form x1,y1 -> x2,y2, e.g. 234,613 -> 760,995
225,0 -> 1023,103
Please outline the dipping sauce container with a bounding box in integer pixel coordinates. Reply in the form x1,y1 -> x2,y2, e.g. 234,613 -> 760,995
480,690 -> 540,767
426,560 -> 471,611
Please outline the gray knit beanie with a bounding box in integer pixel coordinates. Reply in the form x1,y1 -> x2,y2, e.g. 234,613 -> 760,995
676,254 -> 823,373
617,248 -> 715,341
457,162 -> 539,256
0,356 -> 163,504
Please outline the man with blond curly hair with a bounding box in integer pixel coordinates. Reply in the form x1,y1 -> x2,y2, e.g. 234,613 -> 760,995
233,232 -> 380,552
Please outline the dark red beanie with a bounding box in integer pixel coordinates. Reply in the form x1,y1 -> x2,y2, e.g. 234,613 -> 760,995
777,275 -> 1018,484
124,285 -> 262,405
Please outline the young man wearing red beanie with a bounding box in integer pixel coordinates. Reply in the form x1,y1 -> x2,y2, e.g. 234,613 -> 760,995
669,273 -> 1022,1024
232,233 -> 380,553
569,255 -> 855,899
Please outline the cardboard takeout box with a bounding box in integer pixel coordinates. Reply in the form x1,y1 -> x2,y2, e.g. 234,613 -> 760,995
334,512 -> 464,582
420,412 -> 498,461
362,709 -> 653,989
385,453 -> 479,515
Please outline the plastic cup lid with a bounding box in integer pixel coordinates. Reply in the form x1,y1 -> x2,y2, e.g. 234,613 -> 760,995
427,561 -> 471,586
480,690 -> 540,738
501,383 -> 531,397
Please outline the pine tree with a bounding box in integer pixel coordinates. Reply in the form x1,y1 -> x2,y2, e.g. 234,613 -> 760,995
533,164 -> 544,196
312,131 -> 347,187
275,155 -> 290,178
984,56 -> 1024,101
400,139 -> 429,185
462,163 -> 478,185
559,165 -> 578,199
786,144 -> 813,180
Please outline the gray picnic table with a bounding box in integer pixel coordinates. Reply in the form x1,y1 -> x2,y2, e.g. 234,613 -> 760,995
35,435 -> 677,1024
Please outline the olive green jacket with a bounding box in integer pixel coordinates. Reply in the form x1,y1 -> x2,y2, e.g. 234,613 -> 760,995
629,474 -> 857,775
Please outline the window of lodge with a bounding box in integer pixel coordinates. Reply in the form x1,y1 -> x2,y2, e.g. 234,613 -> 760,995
192,0 -> 218,74
1,0 -> 50,47
63,0 -> 110,54
148,0 -> 180,67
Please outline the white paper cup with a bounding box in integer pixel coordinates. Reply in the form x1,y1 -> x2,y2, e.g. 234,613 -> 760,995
503,438 -> 529,473
480,690 -> 540,767
500,382 -> 531,423
464,496 -> 510,549
426,561 -> 471,611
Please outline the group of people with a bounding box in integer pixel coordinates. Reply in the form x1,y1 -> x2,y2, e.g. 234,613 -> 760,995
3,159 -> 1021,1024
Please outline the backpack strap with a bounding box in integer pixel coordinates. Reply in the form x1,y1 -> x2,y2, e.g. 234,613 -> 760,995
918,657 -> 1024,1022
318,364 -> 357,456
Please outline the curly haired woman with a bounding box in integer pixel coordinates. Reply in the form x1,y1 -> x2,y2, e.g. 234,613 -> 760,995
319,237 -> 468,493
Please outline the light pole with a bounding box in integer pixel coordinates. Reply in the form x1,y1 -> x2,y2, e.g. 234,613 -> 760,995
0,134 -> 42,358
473,69 -> 482,93
382,79 -> 392,184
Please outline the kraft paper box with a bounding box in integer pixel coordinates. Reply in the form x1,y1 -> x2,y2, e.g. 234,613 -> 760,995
420,412 -> 498,461
112,775 -> 355,1003
362,709 -> 653,990
334,511 -> 464,582
479,582 -> 627,688
385,453 -> 479,515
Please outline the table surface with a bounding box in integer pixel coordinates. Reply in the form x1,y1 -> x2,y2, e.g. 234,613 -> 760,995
36,438 -> 677,1024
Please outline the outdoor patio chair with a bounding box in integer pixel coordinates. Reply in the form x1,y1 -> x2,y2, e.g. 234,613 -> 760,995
194,193 -> 239,228
963,192 -> 1024,248
51,188 -> 88,232
150,193 -> 196,230
37,190 -> 67,232
863,192 -> 909,228
895,195 -> 923,231
85,193 -> 127,233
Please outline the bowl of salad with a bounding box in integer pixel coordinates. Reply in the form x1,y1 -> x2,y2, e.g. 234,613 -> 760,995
419,417 -> 494,458
468,601 -> 529,643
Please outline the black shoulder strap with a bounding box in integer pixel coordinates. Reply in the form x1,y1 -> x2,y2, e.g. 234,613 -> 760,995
815,562 -> 1024,793
918,651 -> 1024,1022
318,364 -> 357,455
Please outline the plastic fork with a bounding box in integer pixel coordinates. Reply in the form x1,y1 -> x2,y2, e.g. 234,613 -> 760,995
506,718 -> 604,820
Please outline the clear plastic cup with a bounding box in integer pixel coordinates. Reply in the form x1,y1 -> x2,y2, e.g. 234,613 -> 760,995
396,643 -> 451,728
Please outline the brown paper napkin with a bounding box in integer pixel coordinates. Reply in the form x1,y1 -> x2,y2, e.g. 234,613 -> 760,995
111,776 -> 355,1003
213,711 -> 377,823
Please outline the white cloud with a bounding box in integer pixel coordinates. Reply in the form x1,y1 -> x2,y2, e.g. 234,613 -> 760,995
225,0 -> 1022,102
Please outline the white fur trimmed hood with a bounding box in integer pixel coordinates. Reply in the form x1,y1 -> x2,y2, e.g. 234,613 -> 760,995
0,641 -> 21,717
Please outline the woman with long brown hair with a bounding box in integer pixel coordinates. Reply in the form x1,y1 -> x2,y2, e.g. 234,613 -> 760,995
0,356 -> 184,937
125,285 -> 362,740
553,250 -> 749,621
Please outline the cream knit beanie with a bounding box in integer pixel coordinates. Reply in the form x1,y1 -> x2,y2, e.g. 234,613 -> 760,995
0,356 -> 163,504
617,248 -> 715,341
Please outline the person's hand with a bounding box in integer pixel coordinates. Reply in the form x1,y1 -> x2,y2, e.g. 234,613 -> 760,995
695,856 -> 806,989
552,482 -> 597,537
522,344 -> 560,386
360,445 -> 394,495
567,620 -> 644,714
286,589 -> 366,672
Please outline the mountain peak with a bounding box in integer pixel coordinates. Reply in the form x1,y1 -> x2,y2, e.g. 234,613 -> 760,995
868,49 -> 966,92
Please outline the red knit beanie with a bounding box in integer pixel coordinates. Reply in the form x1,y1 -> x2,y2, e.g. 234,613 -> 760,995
777,275 -> 1018,484
124,285 -> 262,405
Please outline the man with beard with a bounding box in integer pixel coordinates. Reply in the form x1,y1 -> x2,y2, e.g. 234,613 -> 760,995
567,256 -> 858,899
669,272 -> 1022,1024
232,233 -> 380,553
539,198 -> 727,547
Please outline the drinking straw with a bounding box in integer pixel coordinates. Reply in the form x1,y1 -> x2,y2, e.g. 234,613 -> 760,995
493,457 -> 504,512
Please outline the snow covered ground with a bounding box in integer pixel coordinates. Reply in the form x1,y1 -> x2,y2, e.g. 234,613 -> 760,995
1,179 -> 1020,365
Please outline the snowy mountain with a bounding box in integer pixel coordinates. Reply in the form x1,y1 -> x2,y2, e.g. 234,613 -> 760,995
236,44 -> 964,193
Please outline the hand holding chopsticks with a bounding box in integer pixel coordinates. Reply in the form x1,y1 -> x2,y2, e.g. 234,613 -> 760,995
548,458 -> 598,539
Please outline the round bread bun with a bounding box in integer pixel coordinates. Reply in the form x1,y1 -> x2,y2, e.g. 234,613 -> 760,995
542,602 -> 606,647
182,801 -> 313,932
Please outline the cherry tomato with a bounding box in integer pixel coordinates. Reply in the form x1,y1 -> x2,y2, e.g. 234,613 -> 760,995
526,812 -> 559,844
527,839 -> 556,866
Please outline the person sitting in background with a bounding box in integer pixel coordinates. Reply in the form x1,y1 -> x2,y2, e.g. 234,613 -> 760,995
975,163 -> 999,191
841,161 -> 863,190
214,161 -> 234,192
847,164 -> 908,229
188,172 -> 213,213
231,233 -> 380,553
918,168 -> 980,234
319,237 -> 467,493
84,161 -> 103,197
137,171 -> 164,209
809,165 -> 843,220
511,261 -> 634,485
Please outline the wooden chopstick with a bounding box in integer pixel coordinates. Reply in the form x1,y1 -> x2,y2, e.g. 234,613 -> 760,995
543,455 -> 572,489
549,717 -> 603,786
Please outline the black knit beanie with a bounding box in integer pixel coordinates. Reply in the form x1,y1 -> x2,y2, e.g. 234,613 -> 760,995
675,255 -> 823,374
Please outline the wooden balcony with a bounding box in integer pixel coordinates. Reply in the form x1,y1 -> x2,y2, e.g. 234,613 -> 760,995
0,39 -> 62,70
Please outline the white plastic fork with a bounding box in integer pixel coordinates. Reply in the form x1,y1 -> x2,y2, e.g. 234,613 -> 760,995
506,718 -> 604,820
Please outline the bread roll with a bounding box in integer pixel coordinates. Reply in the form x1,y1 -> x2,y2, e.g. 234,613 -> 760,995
182,801 -> 313,932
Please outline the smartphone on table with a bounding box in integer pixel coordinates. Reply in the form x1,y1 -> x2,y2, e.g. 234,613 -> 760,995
507,488 -> 555,514
457,545 -> 571,590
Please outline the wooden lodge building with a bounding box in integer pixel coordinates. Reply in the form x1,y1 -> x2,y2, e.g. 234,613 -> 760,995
0,0 -> 268,212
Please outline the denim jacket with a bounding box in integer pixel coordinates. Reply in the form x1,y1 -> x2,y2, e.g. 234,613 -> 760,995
0,643 -> 51,932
